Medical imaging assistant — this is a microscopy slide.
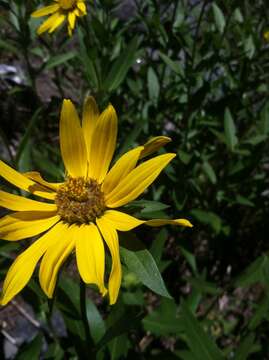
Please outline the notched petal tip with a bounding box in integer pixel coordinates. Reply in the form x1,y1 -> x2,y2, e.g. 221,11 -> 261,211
62,98 -> 72,106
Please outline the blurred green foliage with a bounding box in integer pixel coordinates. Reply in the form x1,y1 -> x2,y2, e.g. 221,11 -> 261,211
0,0 -> 269,358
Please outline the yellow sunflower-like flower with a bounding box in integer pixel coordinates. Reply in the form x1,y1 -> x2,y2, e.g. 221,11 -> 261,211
0,97 -> 192,306
31,0 -> 87,36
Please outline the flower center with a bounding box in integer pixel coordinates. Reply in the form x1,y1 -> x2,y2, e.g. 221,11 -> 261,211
55,177 -> 106,224
59,0 -> 76,10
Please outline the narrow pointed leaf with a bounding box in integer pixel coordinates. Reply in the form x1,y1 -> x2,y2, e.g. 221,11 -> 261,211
120,247 -> 171,298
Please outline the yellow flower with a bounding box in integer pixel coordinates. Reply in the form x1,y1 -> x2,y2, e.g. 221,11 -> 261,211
0,97 -> 192,306
263,30 -> 269,42
31,0 -> 87,36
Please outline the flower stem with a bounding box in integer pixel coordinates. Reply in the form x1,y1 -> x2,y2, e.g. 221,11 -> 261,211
80,279 -> 95,358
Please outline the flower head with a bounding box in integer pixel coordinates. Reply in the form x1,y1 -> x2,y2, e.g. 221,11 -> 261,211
0,97 -> 192,306
31,0 -> 87,36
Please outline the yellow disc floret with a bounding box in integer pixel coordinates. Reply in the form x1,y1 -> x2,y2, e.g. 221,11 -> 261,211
55,177 -> 106,224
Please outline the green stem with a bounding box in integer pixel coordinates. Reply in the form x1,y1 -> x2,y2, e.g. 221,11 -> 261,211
80,280 -> 95,358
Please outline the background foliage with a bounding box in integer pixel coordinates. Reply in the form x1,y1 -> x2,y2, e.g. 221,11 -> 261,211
0,0 -> 269,358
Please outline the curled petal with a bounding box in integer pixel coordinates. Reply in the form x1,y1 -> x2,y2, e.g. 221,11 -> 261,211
39,223 -> 75,297
140,136 -> 171,159
0,160 -> 56,200
23,171 -> 62,191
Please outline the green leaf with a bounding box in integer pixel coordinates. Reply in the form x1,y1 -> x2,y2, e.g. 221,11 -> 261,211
117,121 -> 144,156
44,343 -> 64,360
235,195 -> 254,207
234,333 -> 260,360
180,301 -> 225,360
178,150 -> 192,165
127,199 -> 170,214
244,134 -> 267,146
150,228 -> 168,264
235,255 -> 269,287
187,277 -> 220,295
159,52 -> 183,76
15,107 -> 42,165
191,209 -> 222,234
248,295 -> 269,330
224,108 -> 238,151
233,8 -> 244,23
143,298 -> 182,336
147,67 -> 160,102
96,308 -> 143,351
86,297 -> 106,344
120,247 -> 172,298
78,28 -> 99,89
260,101 -> 269,135
244,35 -> 255,59
202,161 -> 217,184
178,246 -> 197,274
16,334 -> 43,360
44,51 -> 76,70
212,3 -> 226,34
175,350 -> 200,360
104,37 -> 139,92
108,334 -> 130,360
57,277 -> 95,357
0,39 -> 19,54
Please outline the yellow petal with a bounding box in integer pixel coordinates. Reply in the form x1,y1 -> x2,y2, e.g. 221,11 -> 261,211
77,1 -> 86,15
68,25 -> 72,37
102,211 -> 193,230
105,153 -> 176,208
37,12 -> 64,35
39,223 -> 75,298
0,222 -> 62,306
31,4 -> 59,18
60,99 -> 88,178
145,218 -> 193,227
0,212 -> 60,241
0,190 -> 56,212
82,96 -> 99,161
68,11 -> 76,30
48,13 -> 65,33
96,217 -> 121,305
23,171 -> 62,191
102,146 -> 144,195
88,104 -> 118,183
101,210 -> 143,231
76,224 -> 107,295
0,160 -> 56,200
140,136 -> 172,159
